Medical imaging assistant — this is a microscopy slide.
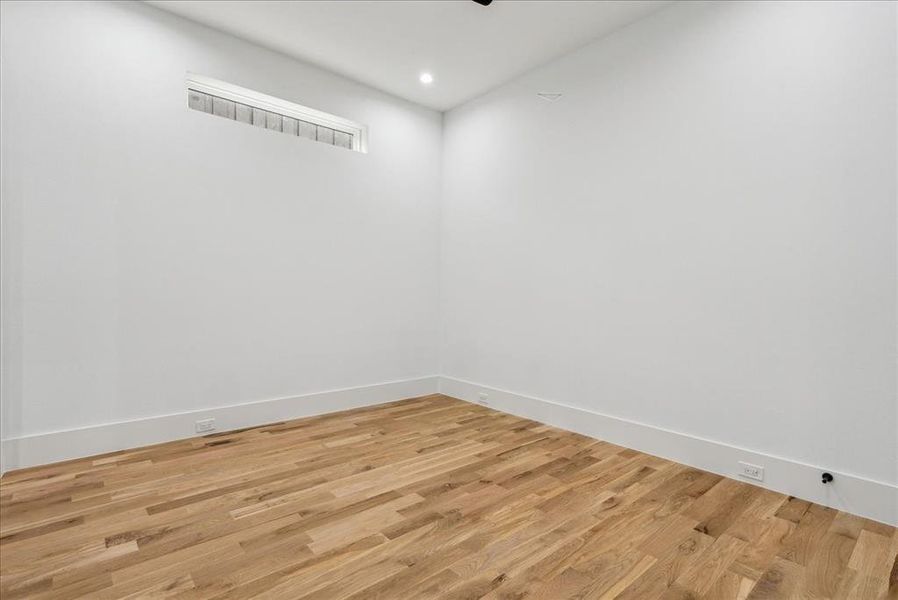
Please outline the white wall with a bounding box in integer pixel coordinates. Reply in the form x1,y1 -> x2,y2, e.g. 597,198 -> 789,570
0,0 -> 441,463
441,0 -> 897,492
1,0 -> 895,522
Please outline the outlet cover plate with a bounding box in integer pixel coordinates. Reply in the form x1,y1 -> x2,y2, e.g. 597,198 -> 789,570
739,461 -> 764,481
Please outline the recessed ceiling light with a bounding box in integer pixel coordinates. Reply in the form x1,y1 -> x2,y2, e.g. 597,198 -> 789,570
419,72 -> 434,85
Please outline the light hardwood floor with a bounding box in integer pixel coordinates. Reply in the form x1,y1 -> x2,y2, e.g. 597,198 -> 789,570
1,394 -> 895,599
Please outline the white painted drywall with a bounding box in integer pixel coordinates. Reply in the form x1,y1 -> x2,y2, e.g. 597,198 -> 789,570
1,0 -> 895,514
0,0 -> 441,454
441,0 -> 897,488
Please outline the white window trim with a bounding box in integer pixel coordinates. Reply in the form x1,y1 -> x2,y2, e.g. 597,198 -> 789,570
186,73 -> 368,153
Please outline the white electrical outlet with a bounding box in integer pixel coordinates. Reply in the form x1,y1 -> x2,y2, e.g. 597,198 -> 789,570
739,461 -> 764,481
195,418 -> 215,433
478,392 -> 489,405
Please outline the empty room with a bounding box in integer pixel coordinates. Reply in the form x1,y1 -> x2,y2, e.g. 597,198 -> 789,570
0,0 -> 896,598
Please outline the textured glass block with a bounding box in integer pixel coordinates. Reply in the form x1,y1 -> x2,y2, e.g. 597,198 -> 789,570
252,108 -> 267,128
316,126 -> 335,145
187,90 -> 213,113
333,131 -> 352,149
298,120 -> 317,140
265,112 -> 282,131
282,116 -> 298,136
235,103 -> 252,124
212,97 -> 236,119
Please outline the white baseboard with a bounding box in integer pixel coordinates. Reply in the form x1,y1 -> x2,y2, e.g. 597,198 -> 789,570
439,376 -> 898,526
0,376 -> 439,473
4,374 -> 895,526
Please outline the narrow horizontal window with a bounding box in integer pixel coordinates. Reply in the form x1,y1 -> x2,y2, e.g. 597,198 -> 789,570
186,73 -> 367,153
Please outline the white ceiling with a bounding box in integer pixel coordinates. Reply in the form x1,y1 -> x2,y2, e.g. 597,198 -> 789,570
146,1 -> 671,111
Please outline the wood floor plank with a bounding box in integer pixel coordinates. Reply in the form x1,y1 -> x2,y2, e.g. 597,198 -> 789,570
1,394 -> 894,599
